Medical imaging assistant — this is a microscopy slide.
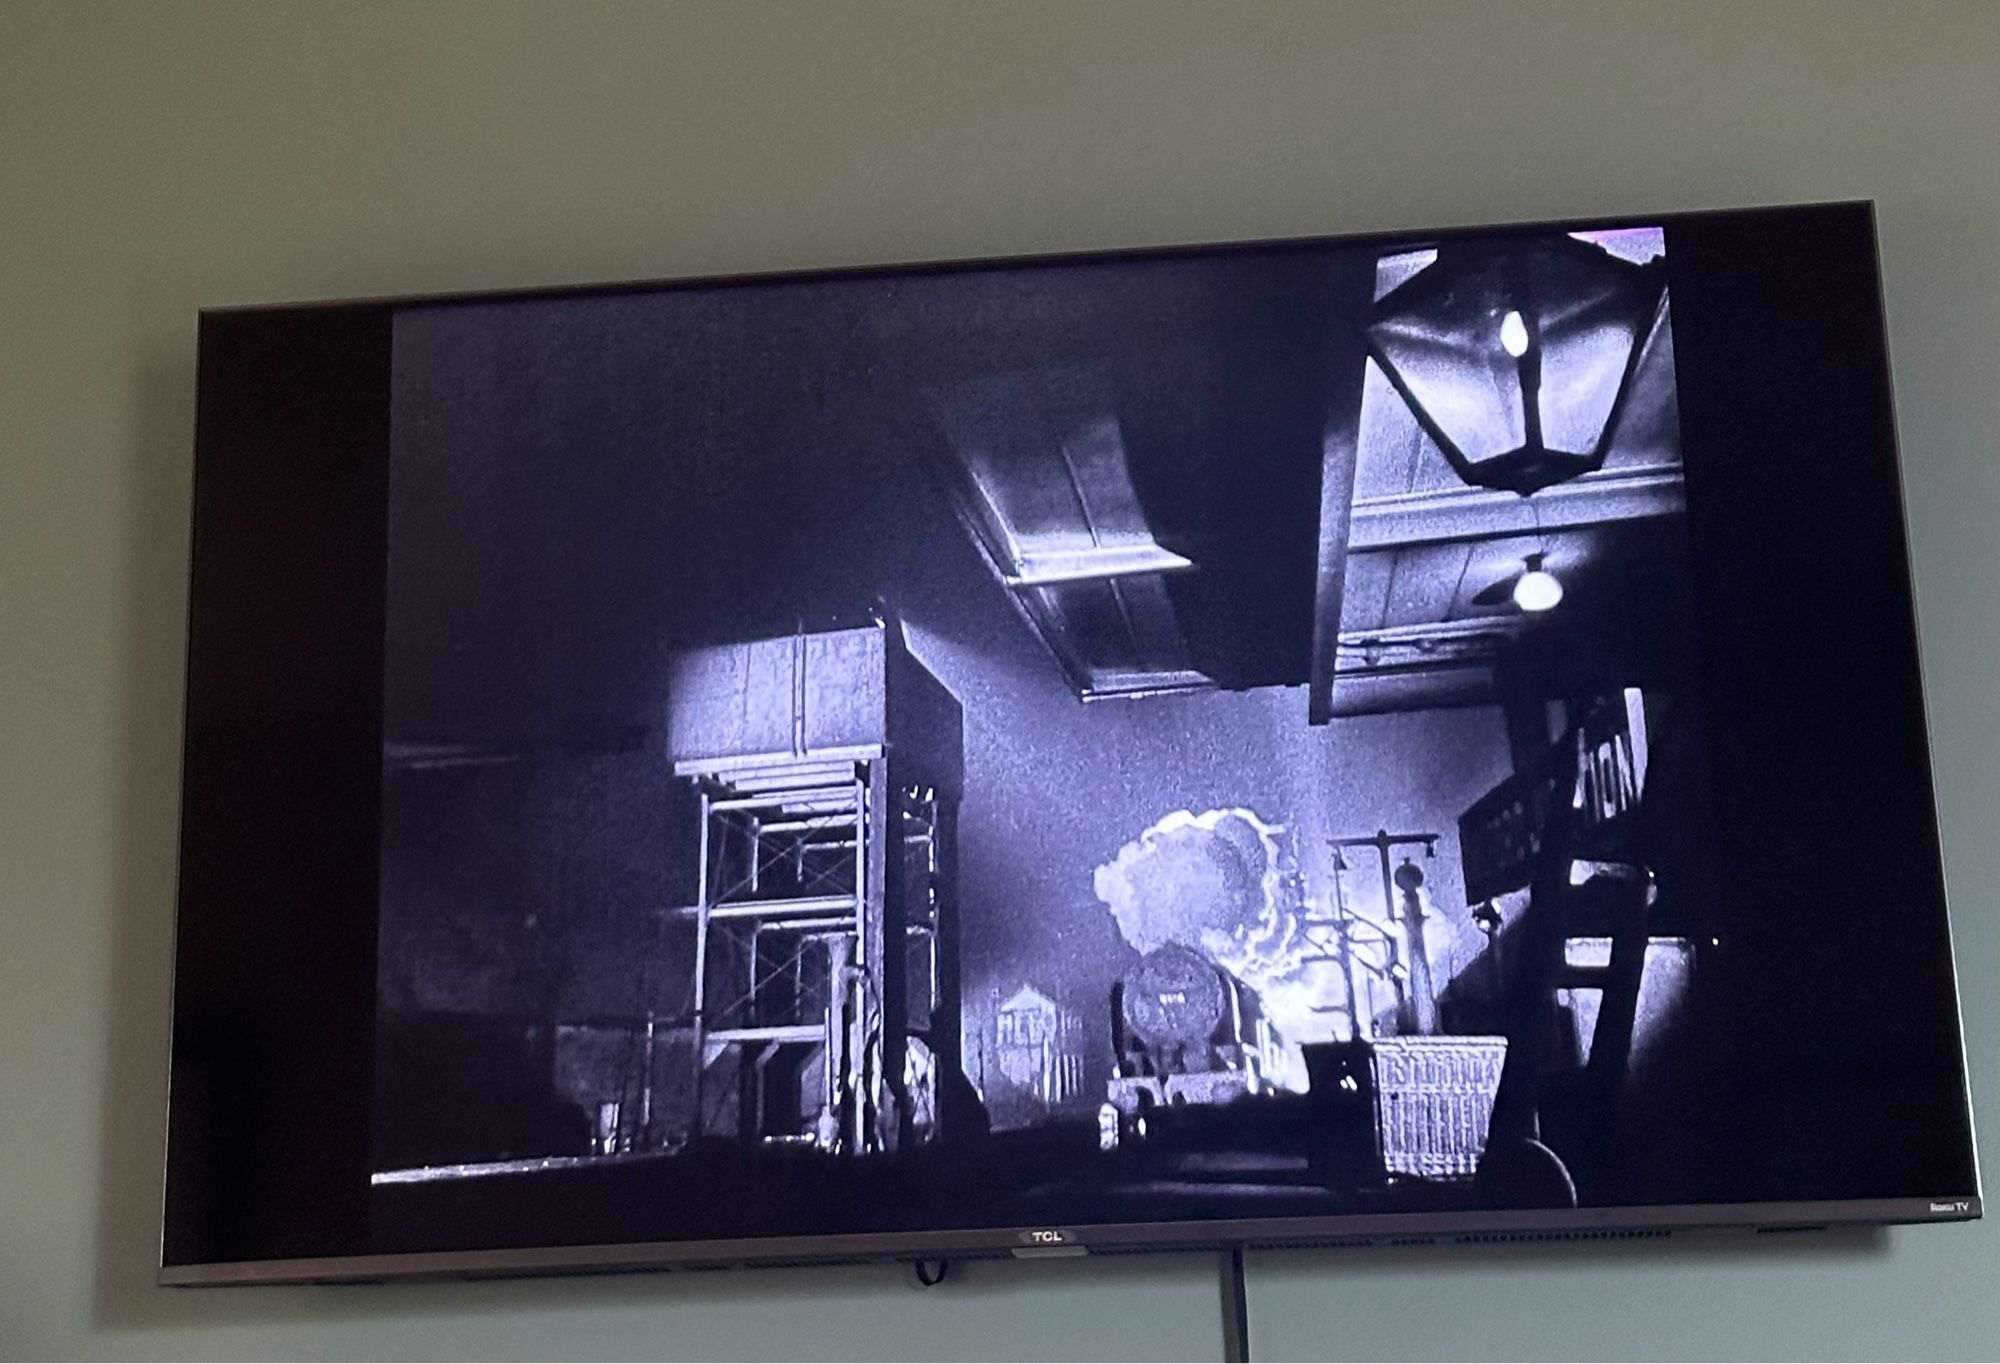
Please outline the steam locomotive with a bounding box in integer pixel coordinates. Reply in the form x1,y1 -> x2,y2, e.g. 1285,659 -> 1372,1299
1098,942 -> 1284,1149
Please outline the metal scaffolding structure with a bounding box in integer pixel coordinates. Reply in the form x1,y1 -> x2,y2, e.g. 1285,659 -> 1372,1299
636,618 -> 963,1157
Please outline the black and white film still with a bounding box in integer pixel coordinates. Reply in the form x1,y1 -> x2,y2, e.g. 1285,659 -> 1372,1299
369,226 -> 1736,1250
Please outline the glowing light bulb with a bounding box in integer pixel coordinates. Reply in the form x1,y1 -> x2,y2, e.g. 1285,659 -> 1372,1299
1500,309 -> 1530,358
1513,562 -> 1563,612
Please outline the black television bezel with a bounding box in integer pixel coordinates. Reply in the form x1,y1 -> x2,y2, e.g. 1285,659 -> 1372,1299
159,199 -> 1982,1286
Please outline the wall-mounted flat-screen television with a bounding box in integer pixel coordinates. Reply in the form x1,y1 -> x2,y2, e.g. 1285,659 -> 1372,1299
162,201 -> 1980,1284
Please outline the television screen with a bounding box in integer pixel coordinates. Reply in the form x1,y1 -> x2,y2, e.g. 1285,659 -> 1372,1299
163,201 -> 1980,1283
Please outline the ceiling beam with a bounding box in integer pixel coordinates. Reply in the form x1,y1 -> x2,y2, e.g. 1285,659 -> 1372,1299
1348,462 -> 1684,554
1320,661 -> 1499,717
1309,392 -> 1366,726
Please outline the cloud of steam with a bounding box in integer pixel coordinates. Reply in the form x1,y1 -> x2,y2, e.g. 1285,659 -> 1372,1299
1092,808 -> 1293,956
1094,809 -> 1342,1073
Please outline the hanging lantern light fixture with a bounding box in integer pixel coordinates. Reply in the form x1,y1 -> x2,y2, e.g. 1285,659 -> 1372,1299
1365,234 -> 1668,496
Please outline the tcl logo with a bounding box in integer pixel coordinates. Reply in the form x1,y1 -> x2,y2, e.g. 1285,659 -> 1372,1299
1021,1229 -> 1074,1245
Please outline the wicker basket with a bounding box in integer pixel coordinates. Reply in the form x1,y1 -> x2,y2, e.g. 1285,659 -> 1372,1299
1371,1036 -> 1508,1180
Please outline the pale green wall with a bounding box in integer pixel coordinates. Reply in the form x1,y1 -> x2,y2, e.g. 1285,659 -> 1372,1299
2,3 -> 1995,1358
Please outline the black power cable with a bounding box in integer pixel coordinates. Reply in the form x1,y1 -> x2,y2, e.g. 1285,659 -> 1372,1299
912,1258 -> 951,1287
1220,1246 -> 1250,1362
